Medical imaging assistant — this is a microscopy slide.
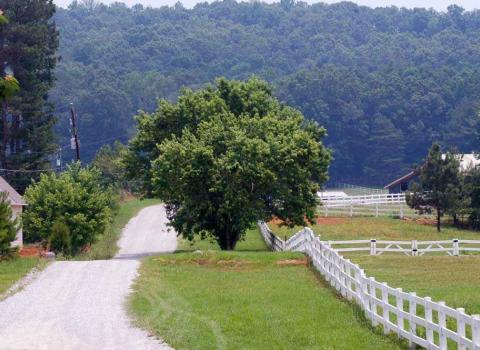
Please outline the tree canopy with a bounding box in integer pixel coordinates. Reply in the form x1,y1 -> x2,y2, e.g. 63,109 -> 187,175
53,2 -> 480,185
407,144 -> 462,231
125,78 -> 330,249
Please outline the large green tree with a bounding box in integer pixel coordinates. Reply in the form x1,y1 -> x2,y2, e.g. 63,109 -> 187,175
407,144 -> 462,231
0,0 -> 59,192
126,78 -> 330,250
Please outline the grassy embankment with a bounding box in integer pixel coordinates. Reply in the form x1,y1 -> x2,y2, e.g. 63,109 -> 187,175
130,227 -> 406,350
271,217 -> 480,314
0,257 -> 44,296
77,197 -> 160,260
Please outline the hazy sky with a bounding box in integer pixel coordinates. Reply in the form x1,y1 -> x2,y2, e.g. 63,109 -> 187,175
53,0 -> 479,11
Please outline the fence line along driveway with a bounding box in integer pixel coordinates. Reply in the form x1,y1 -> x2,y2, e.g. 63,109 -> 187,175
259,221 -> 480,350
0,204 -> 176,350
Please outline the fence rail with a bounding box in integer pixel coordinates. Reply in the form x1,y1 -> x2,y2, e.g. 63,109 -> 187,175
258,222 -> 480,350
318,193 -> 410,218
319,193 -> 406,207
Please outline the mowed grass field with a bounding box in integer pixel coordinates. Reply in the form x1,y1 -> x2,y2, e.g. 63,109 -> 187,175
0,257 -> 42,296
271,216 -> 480,315
129,228 -> 406,350
270,216 -> 480,241
349,255 -> 480,315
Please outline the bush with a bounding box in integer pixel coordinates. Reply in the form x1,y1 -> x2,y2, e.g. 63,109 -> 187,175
23,163 -> 113,255
0,191 -> 20,258
49,219 -> 71,256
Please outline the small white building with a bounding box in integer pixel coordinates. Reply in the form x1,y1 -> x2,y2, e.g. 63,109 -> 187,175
0,176 -> 27,247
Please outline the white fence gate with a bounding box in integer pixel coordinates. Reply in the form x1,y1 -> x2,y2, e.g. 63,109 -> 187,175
258,222 -> 480,350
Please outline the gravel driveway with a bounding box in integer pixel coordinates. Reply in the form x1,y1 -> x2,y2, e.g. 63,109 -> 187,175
0,204 -> 176,350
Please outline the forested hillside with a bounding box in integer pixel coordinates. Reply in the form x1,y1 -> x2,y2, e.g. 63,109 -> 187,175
52,1 -> 480,185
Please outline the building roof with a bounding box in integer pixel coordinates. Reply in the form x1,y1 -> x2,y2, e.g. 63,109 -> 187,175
384,171 -> 418,189
384,154 -> 480,190
0,176 -> 26,206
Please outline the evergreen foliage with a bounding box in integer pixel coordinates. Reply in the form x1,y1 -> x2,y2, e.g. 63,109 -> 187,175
23,163 -> 112,255
0,0 -> 59,192
407,144 -> 462,231
49,219 -> 71,256
0,191 -> 20,258
53,2 -> 480,185
126,78 -> 330,250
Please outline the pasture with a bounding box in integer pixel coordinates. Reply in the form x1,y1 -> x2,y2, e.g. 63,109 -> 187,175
129,229 -> 405,350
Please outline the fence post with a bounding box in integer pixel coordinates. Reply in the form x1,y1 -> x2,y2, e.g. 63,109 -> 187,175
438,301 -> 447,350
375,203 -> 379,217
325,205 -> 329,217
382,282 -> 390,335
370,239 -> 377,256
473,315 -> 480,348
425,297 -> 434,345
369,277 -> 378,327
350,203 -> 353,217
457,308 -> 466,350
396,288 -> 404,336
411,240 -> 418,256
408,292 -> 417,349
453,239 -> 459,256
282,235 -> 287,251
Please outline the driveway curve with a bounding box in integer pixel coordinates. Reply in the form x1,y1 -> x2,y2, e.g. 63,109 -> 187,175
0,204 -> 176,350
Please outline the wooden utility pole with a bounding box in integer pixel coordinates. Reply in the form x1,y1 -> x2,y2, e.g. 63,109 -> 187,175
69,103 -> 80,162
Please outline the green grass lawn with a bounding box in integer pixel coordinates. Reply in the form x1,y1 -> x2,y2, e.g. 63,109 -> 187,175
270,216 -> 480,241
0,257 -> 43,296
130,250 -> 404,350
348,254 -> 480,315
77,197 -> 160,260
130,229 -> 405,350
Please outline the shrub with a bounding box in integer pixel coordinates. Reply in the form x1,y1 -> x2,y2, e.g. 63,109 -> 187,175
49,219 -> 71,256
0,191 -> 20,258
23,163 -> 112,255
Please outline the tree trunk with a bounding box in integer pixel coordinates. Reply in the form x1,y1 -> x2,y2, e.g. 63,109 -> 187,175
219,231 -> 239,251
453,213 -> 459,227
436,210 -> 441,232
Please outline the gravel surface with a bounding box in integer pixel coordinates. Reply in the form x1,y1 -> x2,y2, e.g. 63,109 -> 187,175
0,204 -> 176,350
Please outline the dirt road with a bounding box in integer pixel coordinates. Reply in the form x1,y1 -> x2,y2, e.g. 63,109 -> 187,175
0,204 -> 176,350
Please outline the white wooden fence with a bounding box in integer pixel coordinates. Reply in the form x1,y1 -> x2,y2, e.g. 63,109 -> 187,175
318,193 -> 410,218
258,222 -> 480,350
328,239 -> 480,256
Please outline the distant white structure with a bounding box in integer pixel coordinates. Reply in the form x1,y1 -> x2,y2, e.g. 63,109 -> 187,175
0,176 -> 27,247
317,191 -> 348,200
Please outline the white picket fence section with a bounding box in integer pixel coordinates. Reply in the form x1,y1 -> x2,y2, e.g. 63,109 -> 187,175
258,222 -> 480,350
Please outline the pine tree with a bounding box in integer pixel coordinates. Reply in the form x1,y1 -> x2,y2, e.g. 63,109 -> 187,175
0,0 -> 59,192
0,191 -> 20,257
407,144 -> 462,231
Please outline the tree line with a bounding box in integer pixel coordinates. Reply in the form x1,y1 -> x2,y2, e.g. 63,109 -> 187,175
53,1 -> 480,185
